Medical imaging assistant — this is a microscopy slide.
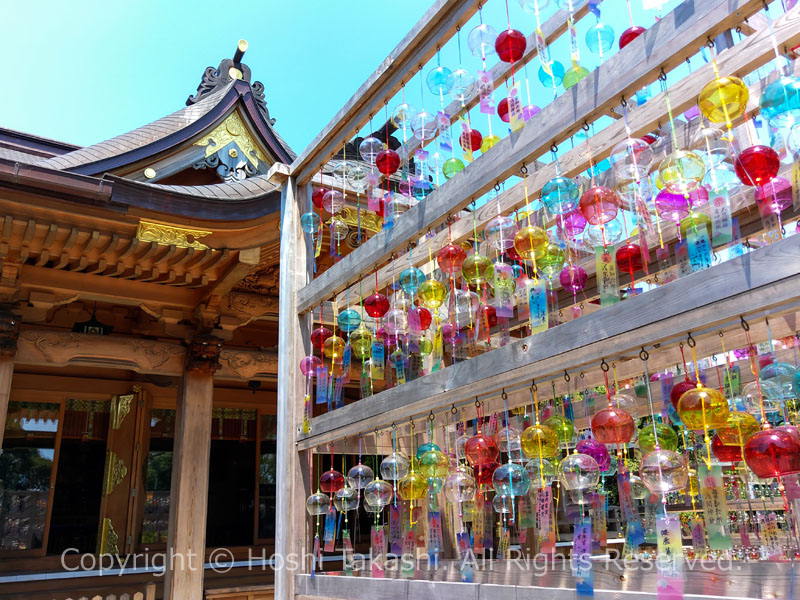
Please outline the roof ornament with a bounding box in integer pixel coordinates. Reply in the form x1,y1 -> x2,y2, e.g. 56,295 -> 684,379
186,40 -> 275,125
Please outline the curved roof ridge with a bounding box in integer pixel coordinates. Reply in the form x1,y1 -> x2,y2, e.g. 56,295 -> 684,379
109,172 -> 278,200
37,82 -> 237,172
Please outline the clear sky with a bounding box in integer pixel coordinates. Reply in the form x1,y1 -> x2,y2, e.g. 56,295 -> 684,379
0,0 -> 680,156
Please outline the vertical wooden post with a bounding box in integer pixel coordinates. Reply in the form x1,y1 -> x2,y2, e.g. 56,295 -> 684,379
274,167 -> 312,600
0,309 -> 21,450
164,334 -> 223,600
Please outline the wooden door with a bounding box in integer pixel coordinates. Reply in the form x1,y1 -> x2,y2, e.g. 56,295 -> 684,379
97,386 -> 151,555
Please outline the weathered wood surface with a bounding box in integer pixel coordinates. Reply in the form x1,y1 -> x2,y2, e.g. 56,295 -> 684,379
290,0 -> 481,184
296,559 -> 798,600
274,181 -> 314,600
297,0 -> 798,314
298,233 -> 800,449
164,369 -> 214,600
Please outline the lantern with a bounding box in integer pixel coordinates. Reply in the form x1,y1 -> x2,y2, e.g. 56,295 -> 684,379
364,293 -> 390,318
542,176 -> 580,215
444,466 -> 477,503
364,478 -> 393,509
676,385 -> 730,430
638,422 -> 679,453
484,215 -> 519,250
578,186 -> 620,225
398,471 -> 428,500
437,243 -> 467,274
558,453 -> 600,490
513,225 -> 548,260
744,428 -> 800,479
640,449 -> 688,493
380,451 -> 409,480
492,461 -> 531,497
711,434 -> 743,463
461,254 -> 494,285
544,414 -> 575,445
520,423 -> 559,458
417,279 -> 447,309
576,438 -> 611,472
619,25 -> 646,49
591,406 -> 635,444
495,28 -> 526,63
734,145 -> 779,186
697,76 -> 749,123
717,411 -> 760,446
524,458 -> 557,488
347,462 -> 374,489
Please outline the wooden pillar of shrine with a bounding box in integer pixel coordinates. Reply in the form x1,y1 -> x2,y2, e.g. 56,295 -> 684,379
274,171 -> 313,600
164,334 -> 222,600
0,309 -> 21,450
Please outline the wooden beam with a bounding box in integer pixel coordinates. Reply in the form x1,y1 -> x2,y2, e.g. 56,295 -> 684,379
290,0 -> 481,184
201,247 -> 261,302
164,353 -> 216,600
275,180 -> 314,600
297,0 -> 796,314
20,263 -> 203,308
297,233 -> 800,449
15,329 -> 278,380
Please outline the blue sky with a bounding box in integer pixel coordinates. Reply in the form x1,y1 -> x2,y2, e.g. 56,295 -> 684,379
0,0 -> 678,155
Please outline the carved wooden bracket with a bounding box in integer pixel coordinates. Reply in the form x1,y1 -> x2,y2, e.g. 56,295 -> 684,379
218,348 -> 278,380
186,334 -> 223,375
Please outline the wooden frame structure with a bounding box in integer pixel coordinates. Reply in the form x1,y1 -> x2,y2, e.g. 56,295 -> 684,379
274,1 -> 800,599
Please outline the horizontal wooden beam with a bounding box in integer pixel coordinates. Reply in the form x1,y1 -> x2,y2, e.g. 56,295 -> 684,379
19,264 -> 203,308
290,0 -> 481,184
15,329 -> 278,380
297,233 -> 800,449
297,0 -> 793,314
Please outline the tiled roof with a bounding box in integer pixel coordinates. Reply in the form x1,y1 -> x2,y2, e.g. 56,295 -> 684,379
38,84 -> 235,171
0,147 -> 42,164
114,172 -> 279,200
